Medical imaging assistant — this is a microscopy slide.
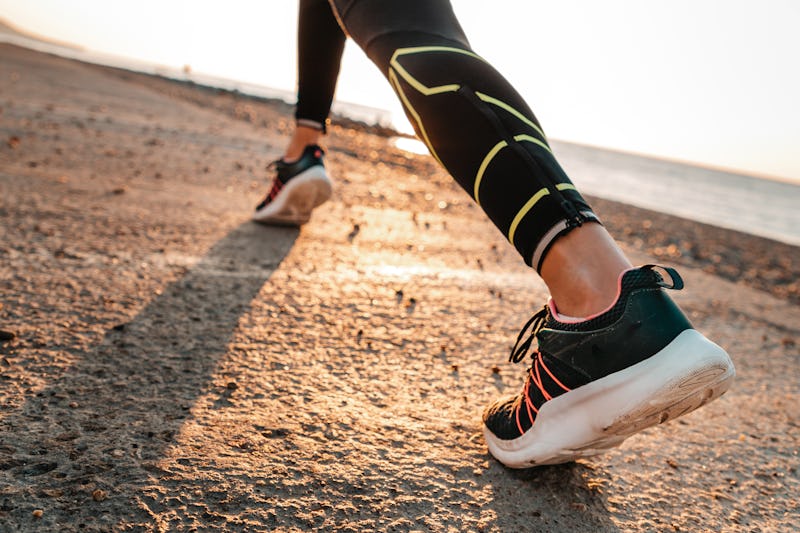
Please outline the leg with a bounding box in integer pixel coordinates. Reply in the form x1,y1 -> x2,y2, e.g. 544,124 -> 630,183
253,0 -> 343,225
328,0 -> 735,467
330,0 -> 625,315
287,0 -> 347,160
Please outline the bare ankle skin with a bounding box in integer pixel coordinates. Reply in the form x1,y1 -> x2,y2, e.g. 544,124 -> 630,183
539,222 -> 632,318
283,125 -> 323,162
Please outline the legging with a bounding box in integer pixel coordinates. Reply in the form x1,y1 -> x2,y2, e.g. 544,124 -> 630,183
295,0 -> 600,272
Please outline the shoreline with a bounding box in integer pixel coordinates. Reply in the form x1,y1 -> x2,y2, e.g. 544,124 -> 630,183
3,39 -> 797,243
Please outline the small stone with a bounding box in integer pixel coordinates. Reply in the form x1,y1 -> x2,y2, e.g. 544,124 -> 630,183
450,364 -> 459,372
92,489 -> 107,502
0,329 -> 15,341
32,509 -> 43,518
226,382 -> 238,391
491,365 -> 501,374
68,401 -> 79,408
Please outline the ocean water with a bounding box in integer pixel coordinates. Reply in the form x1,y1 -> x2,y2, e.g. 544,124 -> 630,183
551,141 -> 800,246
3,31 -> 799,246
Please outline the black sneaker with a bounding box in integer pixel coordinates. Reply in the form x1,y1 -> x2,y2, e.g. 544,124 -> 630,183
483,265 -> 735,468
253,144 -> 332,226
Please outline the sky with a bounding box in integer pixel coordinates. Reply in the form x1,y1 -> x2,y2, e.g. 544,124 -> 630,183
1,0 -> 798,182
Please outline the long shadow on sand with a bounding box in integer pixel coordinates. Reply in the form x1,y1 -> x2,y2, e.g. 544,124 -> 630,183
0,222 -> 298,530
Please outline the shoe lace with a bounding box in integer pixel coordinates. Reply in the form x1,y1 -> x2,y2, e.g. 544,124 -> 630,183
258,160 -> 285,205
509,306 -> 571,433
509,306 -> 549,364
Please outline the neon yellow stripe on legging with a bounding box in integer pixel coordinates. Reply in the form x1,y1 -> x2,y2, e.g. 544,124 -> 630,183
513,134 -> 551,155
390,49 -> 548,149
389,68 -> 443,166
390,46 -> 486,96
476,92 -> 549,145
474,140 -> 507,202
508,183 -> 577,245
389,46 -> 555,206
474,135 -> 553,205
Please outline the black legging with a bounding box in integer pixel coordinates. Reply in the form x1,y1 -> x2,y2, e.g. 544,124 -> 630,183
296,0 -> 600,271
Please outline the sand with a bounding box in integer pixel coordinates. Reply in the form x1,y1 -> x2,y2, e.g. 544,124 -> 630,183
1,44 -> 798,532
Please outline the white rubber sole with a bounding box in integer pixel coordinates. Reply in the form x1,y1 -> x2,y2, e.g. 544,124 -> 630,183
484,329 -> 735,468
252,166 -> 332,226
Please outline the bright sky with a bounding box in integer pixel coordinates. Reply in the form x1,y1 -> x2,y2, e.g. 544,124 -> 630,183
2,0 -> 798,182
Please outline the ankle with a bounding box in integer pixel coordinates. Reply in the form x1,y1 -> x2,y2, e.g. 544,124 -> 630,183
284,125 -> 323,162
540,223 -> 631,318
548,267 -> 625,319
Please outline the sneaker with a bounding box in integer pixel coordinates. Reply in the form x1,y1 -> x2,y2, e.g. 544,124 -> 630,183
483,265 -> 735,468
252,144 -> 333,226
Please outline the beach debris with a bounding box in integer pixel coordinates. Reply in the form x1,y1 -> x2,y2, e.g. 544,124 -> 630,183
347,223 -> 360,242
491,365 -> 501,374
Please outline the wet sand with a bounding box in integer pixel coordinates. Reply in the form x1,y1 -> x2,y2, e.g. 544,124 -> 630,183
1,44 -> 798,532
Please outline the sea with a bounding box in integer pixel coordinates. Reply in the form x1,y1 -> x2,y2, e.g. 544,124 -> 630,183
3,30 -> 799,247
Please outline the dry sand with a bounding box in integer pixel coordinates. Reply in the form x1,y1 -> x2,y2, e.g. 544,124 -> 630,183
1,44 -> 798,532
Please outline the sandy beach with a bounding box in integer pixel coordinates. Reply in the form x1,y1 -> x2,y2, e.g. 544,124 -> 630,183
1,44 -> 798,532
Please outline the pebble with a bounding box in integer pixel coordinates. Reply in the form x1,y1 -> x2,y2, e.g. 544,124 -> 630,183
0,329 -> 16,341
32,509 -> 43,518
92,489 -> 108,502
